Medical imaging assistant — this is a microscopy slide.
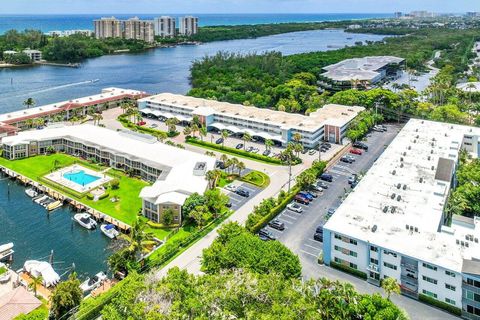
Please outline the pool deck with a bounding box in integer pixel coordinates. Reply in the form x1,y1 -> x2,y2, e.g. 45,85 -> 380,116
44,164 -> 112,194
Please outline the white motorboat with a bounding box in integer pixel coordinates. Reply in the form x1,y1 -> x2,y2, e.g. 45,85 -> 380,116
23,260 -> 60,287
0,262 -> 11,284
34,195 -> 48,205
0,243 -> 14,262
73,213 -> 97,230
25,188 -> 38,198
100,224 -> 119,239
80,271 -> 107,293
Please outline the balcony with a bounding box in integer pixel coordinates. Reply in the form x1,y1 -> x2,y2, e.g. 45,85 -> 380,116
367,263 -> 380,273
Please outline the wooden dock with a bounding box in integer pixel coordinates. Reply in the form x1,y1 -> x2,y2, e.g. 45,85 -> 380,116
0,167 -> 131,233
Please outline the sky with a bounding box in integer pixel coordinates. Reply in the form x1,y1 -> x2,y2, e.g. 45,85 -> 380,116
0,0 -> 478,15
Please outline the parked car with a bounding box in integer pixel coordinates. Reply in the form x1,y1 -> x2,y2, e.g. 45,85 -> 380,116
215,138 -> 224,145
313,232 -> 323,242
340,156 -> 354,164
350,148 -> 362,155
287,202 -> 304,213
310,184 -> 323,192
259,228 -> 276,240
301,149 -> 308,154
235,188 -> 250,197
225,184 -> 237,192
350,181 -> 358,189
320,147 -> 328,152
252,147 -> 260,153
226,202 -> 232,208
268,219 -> 285,231
322,142 -> 331,148
149,123 -> 158,128
308,149 -> 316,155
236,143 -> 244,149
316,225 -> 324,234
327,208 -> 336,218
372,125 -> 384,132
246,146 -> 254,152
381,125 -> 388,131
137,121 -> 146,126
346,155 -> 356,162
320,173 -> 333,182
353,142 -> 368,151
299,191 -> 314,201
317,181 -> 329,189
295,194 -> 310,205
216,161 -> 226,169
262,149 -> 271,156
302,190 -> 318,198
348,175 -> 357,185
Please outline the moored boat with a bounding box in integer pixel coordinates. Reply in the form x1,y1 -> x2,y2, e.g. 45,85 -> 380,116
25,188 -> 38,198
47,200 -> 62,211
23,260 -> 60,287
73,213 -> 97,230
100,224 -> 119,239
80,271 -> 107,293
0,243 -> 14,262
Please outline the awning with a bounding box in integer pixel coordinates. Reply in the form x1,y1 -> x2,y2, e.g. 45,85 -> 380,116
140,108 -> 153,114
176,114 -> 193,122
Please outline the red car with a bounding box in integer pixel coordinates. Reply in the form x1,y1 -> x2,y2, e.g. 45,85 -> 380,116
350,148 -> 362,155
137,121 -> 146,126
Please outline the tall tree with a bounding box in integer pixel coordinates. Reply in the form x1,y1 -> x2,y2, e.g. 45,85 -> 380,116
50,273 -> 82,319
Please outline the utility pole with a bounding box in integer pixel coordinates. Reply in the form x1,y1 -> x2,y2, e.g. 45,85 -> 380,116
288,155 -> 292,192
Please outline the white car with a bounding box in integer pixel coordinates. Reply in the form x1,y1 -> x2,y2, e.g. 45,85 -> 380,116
225,184 -> 237,192
287,202 -> 303,213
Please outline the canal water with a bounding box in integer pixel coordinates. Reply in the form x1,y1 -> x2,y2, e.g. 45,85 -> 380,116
0,29 -> 386,113
0,29 -> 386,277
0,177 -> 112,279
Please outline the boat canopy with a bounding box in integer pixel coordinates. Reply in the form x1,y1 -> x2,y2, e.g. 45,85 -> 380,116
23,260 -> 60,287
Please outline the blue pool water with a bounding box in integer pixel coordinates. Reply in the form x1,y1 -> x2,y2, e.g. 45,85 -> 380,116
63,170 -> 100,186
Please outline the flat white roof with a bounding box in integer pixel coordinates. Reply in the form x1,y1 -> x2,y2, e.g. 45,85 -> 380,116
322,56 -> 404,82
0,88 -> 146,124
3,125 -> 215,203
140,93 -> 364,132
324,119 -> 480,272
457,82 -> 480,93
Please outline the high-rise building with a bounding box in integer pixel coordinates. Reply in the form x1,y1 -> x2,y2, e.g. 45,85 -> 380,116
154,16 -> 176,37
124,17 -> 155,43
394,12 -> 403,18
94,17 -> 122,39
179,16 -> 199,36
466,12 -> 480,18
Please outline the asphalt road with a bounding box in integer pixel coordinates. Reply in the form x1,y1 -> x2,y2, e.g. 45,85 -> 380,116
224,182 -> 263,211
268,123 -> 459,320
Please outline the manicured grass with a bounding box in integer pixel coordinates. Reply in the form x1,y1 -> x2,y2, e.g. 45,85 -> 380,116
0,154 -> 148,226
0,266 -> 6,276
241,170 -> 270,188
148,227 -> 173,241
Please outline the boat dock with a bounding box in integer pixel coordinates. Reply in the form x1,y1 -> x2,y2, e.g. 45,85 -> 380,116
0,167 -> 131,233
35,61 -> 80,68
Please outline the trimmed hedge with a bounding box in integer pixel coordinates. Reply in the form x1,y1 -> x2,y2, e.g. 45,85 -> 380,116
118,115 -> 171,137
186,137 -> 284,165
86,191 -> 110,201
330,261 -> 368,280
418,294 -> 462,316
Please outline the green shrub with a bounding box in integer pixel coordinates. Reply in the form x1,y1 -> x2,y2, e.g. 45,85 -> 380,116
418,294 -> 462,316
330,261 -> 368,280
186,137 -> 283,165
318,253 -> 324,265
110,178 -> 120,189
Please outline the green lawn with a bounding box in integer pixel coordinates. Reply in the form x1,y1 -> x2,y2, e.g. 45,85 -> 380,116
241,170 -> 270,188
0,154 -> 148,225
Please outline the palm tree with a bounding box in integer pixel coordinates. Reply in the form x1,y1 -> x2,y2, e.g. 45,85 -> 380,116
23,98 -> 35,109
95,113 -> 103,126
183,126 -> 192,137
120,101 -> 133,114
265,139 -> 274,151
199,126 -> 207,141
293,143 -> 303,157
29,275 -> 43,297
205,169 -> 222,189
25,118 -> 34,129
292,132 -> 302,144
221,130 -> 229,147
220,154 -> 228,165
381,277 -> 400,300
242,132 -> 251,150
190,123 -> 199,138
165,117 -> 179,133
125,219 -> 155,259
237,161 -> 245,176
156,131 -> 168,143
230,157 -> 239,174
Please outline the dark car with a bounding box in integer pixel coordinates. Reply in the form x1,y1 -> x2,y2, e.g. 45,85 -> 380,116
302,190 -> 318,198
340,156 -> 354,164
322,142 -> 332,148
327,208 -> 336,218
215,138 -> 224,145
294,194 -> 309,205
299,191 -> 314,201
236,188 -> 250,197
268,219 -> 285,231
317,181 -> 329,189
316,225 -> 324,234
320,147 -> 328,152
320,173 -> 333,182
216,161 -> 226,169
225,202 -> 232,208
236,143 -> 244,149
313,232 -> 323,242
259,228 -> 276,240
246,146 -> 254,152
262,149 -> 271,156
353,142 -> 368,151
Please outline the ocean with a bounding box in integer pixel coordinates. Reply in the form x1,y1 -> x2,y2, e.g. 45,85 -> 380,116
0,13 -> 392,34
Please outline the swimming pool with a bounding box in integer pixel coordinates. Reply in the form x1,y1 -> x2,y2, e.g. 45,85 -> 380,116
63,170 -> 101,186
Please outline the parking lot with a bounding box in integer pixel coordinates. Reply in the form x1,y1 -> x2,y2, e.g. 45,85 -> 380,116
222,181 -> 263,211
261,123 -> 403,264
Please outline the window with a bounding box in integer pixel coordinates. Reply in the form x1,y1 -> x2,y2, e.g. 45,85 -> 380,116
370,258 -> 379,265
422,290 -> 437,299
422,263 -> 437,271
384,262 -> 397,270
370,245 -> 378,252
445,270 -> 455,277
467,278 -> 480,288
445,284 -> 456,291
422,275 -> 437,285
467,305 -> 480,316
445,298 -> 455,306
466,290 -> 480,303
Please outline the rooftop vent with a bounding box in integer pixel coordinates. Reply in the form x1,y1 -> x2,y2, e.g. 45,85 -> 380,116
408,146 -> 411,150
372,225 -> 378,233
431,166 -> 435,171
421,120 -> 424,124
397,183 -> 401,189
419,177 -> 423,183
391,206 -> 396,214
400,163 -> 404,168
403,152 -> 406,156
431,150 -> 434,154
428,156 -> 431,161
383,206 -> 389,213
405,224 -> 409,230
416,135 -> 419,139
397,195 -> 401,201
413,139 -> 417,143
392,170 -> 396,175
391,193 -> 396,199
403,184 -> 407,190
415,128 -> 418,132
400,157 -> 403,162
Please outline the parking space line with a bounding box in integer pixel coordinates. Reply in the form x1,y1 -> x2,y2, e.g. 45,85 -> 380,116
277,217 -> 293,224
280,213 -> 298,220
300,250 -> 318,258
304,243 -> 322,251
240,185 -> 256,192
229,197 -> 241,203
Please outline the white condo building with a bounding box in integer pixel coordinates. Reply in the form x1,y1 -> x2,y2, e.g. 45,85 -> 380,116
323,119 -> 480,319
138,93 -> 364,148
1,125 -> 215,225
154,16 -> 176,37
179,16 -> 198,36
